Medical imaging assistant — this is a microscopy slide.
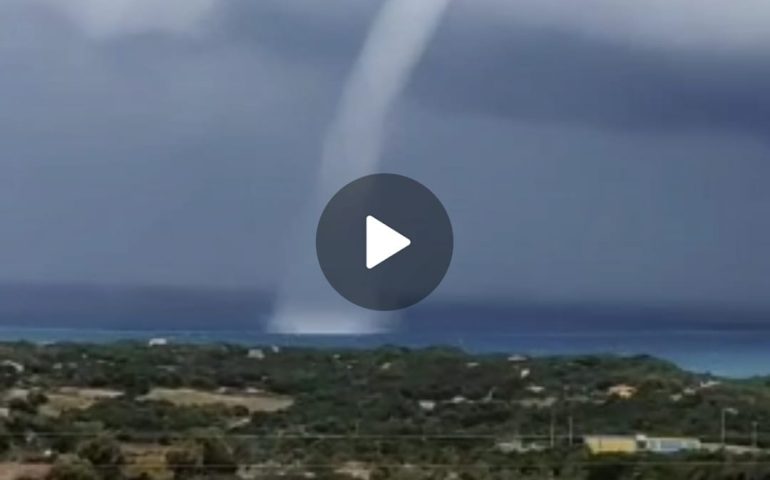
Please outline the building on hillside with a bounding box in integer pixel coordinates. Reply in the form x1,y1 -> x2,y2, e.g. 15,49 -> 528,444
496,438 -> 545,454
418,400 -> 436,411
699,379 -> 721,390
0,360 -> 24,373
643,436 -> 701,453
507,355 -> 528,363
247,349 -> 265,359
584,435 -> 641,454
525,384 -> 545,394
607,384 -> 637,399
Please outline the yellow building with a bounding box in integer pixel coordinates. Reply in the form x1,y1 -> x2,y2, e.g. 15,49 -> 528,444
584,435 -> 640,454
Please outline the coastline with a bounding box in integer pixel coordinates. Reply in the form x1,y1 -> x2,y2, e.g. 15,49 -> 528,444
0,326 -> 767,378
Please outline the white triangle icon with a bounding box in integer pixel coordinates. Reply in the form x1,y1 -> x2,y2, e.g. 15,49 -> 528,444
366,215 -> 411,269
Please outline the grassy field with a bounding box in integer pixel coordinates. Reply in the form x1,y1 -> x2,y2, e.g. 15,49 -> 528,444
0,463 -> 51,480
138,388 -> 293,413
122,444 -> 174,480
40,387 -> 124,417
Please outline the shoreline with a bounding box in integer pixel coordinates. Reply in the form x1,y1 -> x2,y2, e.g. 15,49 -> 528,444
0,325 -> 767,378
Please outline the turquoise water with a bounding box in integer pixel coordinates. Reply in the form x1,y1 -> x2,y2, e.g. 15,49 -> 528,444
0,326 -> 767,378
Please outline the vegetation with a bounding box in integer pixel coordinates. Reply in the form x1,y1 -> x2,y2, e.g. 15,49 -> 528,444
0,341 -> 768,478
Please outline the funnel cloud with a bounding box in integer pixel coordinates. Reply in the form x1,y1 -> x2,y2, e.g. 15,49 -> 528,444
269,0 -> 450,333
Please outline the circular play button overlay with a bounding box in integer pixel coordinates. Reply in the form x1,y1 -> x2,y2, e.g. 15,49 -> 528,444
316,174 -> 453,311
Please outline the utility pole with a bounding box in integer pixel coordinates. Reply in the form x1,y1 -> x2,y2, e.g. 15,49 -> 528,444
721,407 -> 737,449
752,421 -> 759,450
568,415 -> 574,447
549,409 -> 555,448
721,408 -> 727,448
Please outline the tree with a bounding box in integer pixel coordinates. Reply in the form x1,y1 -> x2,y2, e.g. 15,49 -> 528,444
76,435 -> 124,479
0,424 -> 11,455
199,435 -> 238,475
9,397 -> 37,414
46,458 -> 99,480
166,442 -> 203,480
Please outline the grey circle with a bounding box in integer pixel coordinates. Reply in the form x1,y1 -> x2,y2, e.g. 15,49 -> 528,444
316,174 -> 453,311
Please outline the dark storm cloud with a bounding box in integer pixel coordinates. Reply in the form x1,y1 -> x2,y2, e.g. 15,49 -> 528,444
409,8 -> 770,136
206,0 -> 378,67
0,1 -> 347,290
206,0 -> 770,137
2,0 -> 770,318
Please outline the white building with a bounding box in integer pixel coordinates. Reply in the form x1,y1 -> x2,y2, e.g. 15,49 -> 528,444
0,360 -> 24,373
247,349 -> 265,360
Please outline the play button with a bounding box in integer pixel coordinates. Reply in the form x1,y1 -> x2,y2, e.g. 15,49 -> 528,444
316,174 -> 453,311
366,215 -> 411,269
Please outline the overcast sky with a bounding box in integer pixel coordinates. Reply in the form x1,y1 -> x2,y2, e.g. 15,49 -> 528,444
2,0 -> 770,312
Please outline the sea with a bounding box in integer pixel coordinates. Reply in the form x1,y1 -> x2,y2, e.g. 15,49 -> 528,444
1,286 -> 769,378
0,324 -> 768,378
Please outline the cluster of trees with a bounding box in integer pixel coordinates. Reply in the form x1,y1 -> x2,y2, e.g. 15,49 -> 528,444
43,435 -> 123,480
40,433 -> 239,480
